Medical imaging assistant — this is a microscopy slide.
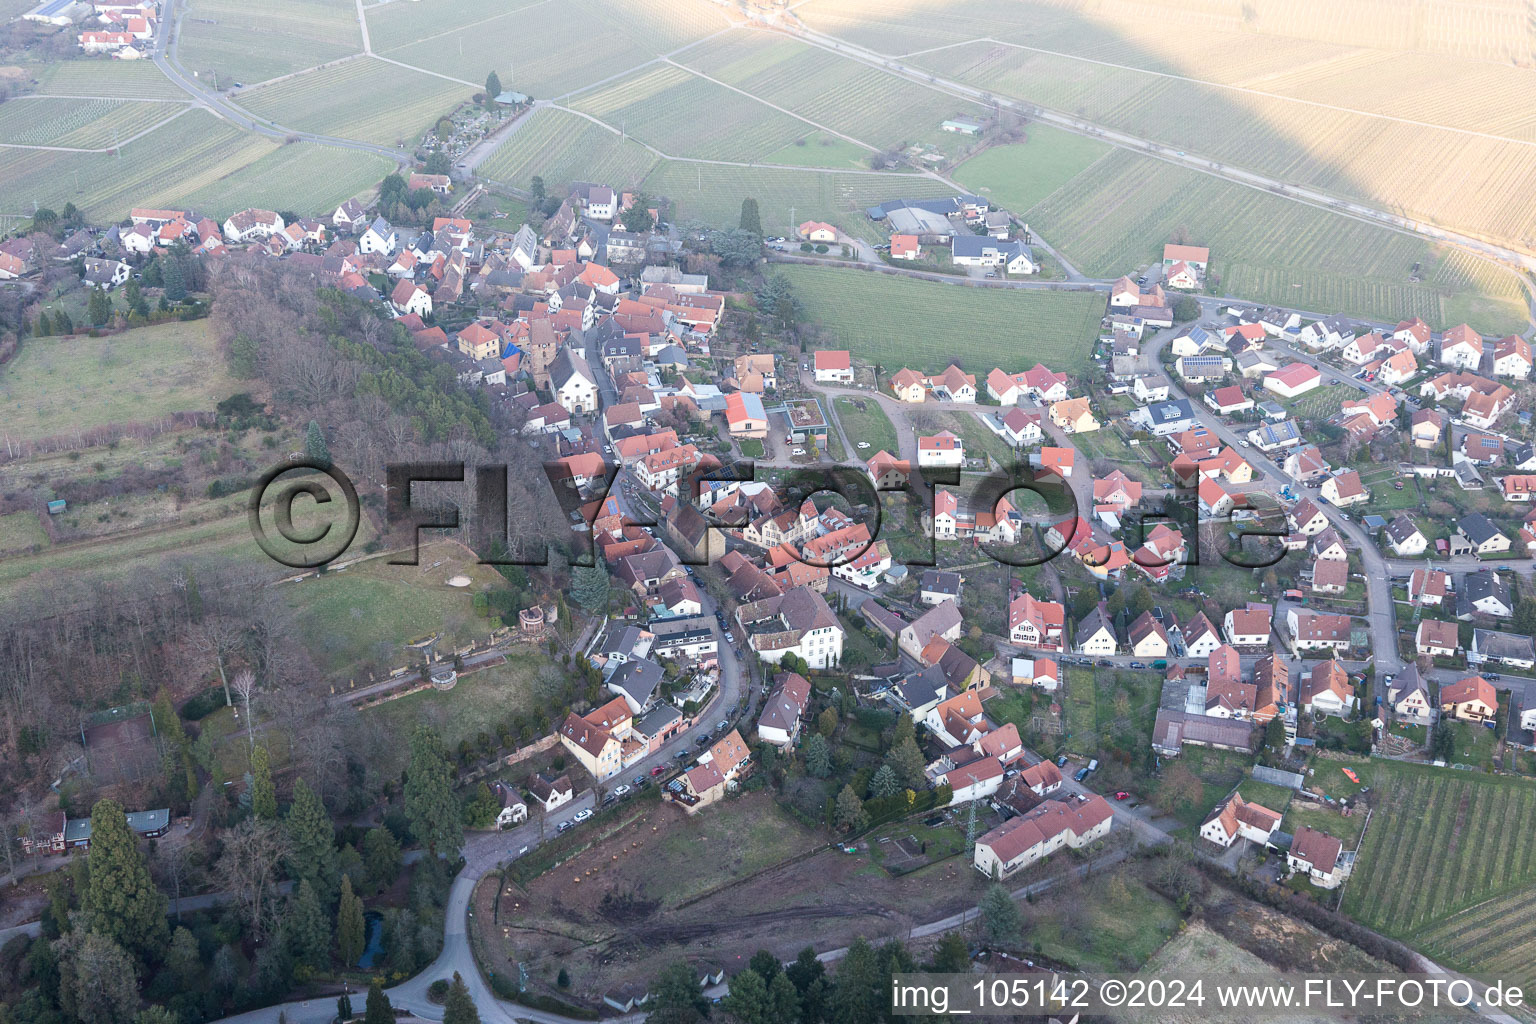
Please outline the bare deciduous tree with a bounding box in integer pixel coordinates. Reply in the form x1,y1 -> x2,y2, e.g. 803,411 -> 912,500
216,817 -> 289,941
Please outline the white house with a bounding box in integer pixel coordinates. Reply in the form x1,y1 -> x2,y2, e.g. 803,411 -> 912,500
390,280 -> 432,318
972,795 -> 1113,879
358,216 -> 398,255
916,430 -> 964,468
550,348 -> 598,415
1200,794 -> 1282,848
222,208 -> 284,243
756,673 -> 810,749
814,350 -> 854,384
951,234 -> 1035,274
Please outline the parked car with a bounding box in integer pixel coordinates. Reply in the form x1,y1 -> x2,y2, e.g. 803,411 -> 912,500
557,821 -> 574,833
1073,768 -> 1089,782
1056,755 -> 1069,767
792,447 -> 807,456
633,776 -> 646,786
650,765 -> 668,776
1115,791 -> 1130,800
1087,759 -> 1099,772
696,736 -> 710,747
613,784 -> 630,797
573,809 -> 593,823
717,720 -> 728,731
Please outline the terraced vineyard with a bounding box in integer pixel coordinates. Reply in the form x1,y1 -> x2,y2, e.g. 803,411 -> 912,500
0,98 -> 186,149
180,0 -> 362,84
774,265 -> 1103,373
239,58 -> 468,147
477,107 -> 658,193
570,64 -> 808,162
638,161 -> 950,242
1341,760 -> 1536,939
0,110 -> 274,222
1026,148 -> 1529,332
677,33 -> 983,151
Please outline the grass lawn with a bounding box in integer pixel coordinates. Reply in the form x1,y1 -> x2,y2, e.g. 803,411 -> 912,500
1026,871 -> 1180,972
761,131 -> 871,170
1160,746 -> 1254,829
1448,720 -> 1498,770
832,395 -> 899,455
951,124 -> 1110,213
0,510 -> 48,554
364,655 -> 544,777
282,542 -> 503,676
1235,777 -> 1296,814
738,438 -> 765,458
0,320 -> 238,441
985,688 -> 1035,734
775,265 -> 1103,375
1062,666 -> 1098,756
924,410 -> 1015,470
1282,797 -> 1366,849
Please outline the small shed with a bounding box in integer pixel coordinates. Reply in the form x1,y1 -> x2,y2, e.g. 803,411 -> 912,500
47,499 -> 66,514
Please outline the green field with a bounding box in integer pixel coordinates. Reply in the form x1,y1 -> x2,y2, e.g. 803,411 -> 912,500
1341,758 -> 1536,939
0,98 -> 188,149
643,162 -> 953,241
761,131 -> 873,171
30,60 -> 191,99
363,655 -> 542,776
1062,666 -> 1098,755
0,320 -> 238,441
832,395 -> 899,454
181,0 -> 361,85
372,0 -> 727,100
0,110 -> 274,222
1413,883 -> 1536,996
951,125 -> 1111,213
478,107 -> 659,193
284,554 -> 501,676
0,510 -> 48,554
570,63 -> 808,162
239,57 -> 469,147
774,265 -> 1103,373
1027,148 -> 1529,333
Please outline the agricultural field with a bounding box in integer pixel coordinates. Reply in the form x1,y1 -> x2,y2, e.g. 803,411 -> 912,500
0,511 -> 47,555
640,161 -> 951,241
372,0 -> 728,101
951,124 -> 1110,213
239,58 -> 469,147
570,64 -> 808,163
773,265 -> 1103,373
760,131 -> 871,171
283,542 -> 503,676
180,0 -> 362,85
832,395 -> 899,455
1341,758 -> 1536,939
477,107 -> 658,193
676,32 -> 985,152
0,110 -> 274,222
174,141 -> 392,218
1026,149 -> 1530,333
0,98 -> 187,149
0,320 -> 238,442
1413,883 -> 1536,996
29,59 -> 190,99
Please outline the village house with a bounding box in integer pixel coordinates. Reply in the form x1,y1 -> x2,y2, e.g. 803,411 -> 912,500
917,430 -> 964,468
1388,668 -> 1433,724
1200,793 -> 1282,848
1440,324 -> 1484,369
813,349 -> 854,384
1457,514 -> 1510,557
1415,619 -> 1460,658
1408,567 -> 1451,607
756,672 -> 811,748
1264,363 -> 1322,398
1384,515 -> 1427,556
889,368 -> 928,403
1224,603 -> 1272,647
1300,660 -> 1356,716
972,795 -> 1114,878
736,587 -> 844,669
899,601 -> 963,661
1008,592 -> 1065,651
1074,602 -> 1118,656
1440,676 -> 1498,723
1288,825 -> 1348,889
1287,609 -> 1352,653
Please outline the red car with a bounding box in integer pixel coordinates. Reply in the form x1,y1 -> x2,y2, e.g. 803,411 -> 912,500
1115,791 -> 1130,801
650,766 -> 668,776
